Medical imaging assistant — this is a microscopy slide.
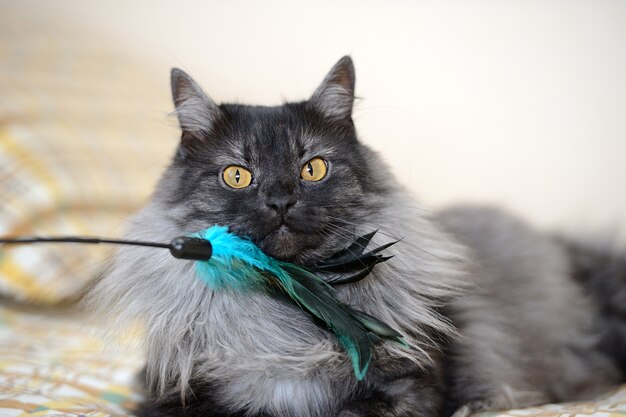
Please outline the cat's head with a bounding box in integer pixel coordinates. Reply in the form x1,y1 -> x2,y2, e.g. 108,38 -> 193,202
157,56 -> 391,264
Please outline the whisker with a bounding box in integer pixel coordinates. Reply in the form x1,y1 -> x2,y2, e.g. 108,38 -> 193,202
324,215 -> 445,263
325,215 -> 403,242
322,223 -> 375,270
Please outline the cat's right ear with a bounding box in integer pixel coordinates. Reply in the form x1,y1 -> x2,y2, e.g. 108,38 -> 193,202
170,68 -> 222,137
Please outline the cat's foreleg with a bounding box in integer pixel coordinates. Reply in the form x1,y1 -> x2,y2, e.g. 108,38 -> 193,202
338,372 -> 442,417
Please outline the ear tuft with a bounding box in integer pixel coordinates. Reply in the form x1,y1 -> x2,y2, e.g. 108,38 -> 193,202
309,56 -> 356,120
170,68 -> 221,135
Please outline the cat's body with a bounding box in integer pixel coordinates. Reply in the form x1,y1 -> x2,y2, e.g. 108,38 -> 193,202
438,206 -> 622,416
86,57 -> 626,417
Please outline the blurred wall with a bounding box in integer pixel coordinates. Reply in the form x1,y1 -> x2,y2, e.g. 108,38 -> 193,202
4,0 -> 626,241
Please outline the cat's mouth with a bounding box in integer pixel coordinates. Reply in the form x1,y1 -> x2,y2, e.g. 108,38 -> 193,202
257,224 -> 305,261
242,215 -> 342,264
255,219 -> 333,263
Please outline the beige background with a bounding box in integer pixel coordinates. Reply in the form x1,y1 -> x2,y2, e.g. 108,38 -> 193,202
4,0 -> 626,242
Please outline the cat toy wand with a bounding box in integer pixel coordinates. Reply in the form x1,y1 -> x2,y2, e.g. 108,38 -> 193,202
0,227 -> 404,380
0,235 -> 214,260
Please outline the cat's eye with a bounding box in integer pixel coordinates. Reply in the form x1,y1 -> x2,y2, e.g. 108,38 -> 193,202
301,157 -> 328,182
223,165 -> 253,189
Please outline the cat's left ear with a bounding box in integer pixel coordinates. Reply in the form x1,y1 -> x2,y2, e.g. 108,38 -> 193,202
309,56 -> 355,120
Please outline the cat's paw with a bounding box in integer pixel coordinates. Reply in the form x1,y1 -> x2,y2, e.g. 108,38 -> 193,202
337,400 -> 393,417
449,403 -> 476,417
450,387 -> 545,417
451,397 -> 514,417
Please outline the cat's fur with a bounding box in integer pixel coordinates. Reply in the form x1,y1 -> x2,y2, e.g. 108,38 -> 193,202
86,57 -> 626,417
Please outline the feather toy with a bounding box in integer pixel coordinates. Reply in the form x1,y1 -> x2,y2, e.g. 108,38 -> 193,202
0,226 -> 405,380
192,225 -> 405,380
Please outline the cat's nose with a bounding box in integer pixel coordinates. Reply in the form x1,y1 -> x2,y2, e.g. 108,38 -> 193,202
266,195 -> 297,216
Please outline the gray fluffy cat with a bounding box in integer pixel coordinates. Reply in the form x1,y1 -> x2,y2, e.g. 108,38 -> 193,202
87,56 -> 626,417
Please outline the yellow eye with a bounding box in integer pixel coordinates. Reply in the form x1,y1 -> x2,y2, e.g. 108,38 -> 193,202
223,165 -> 253,189
301,157 -> 328,182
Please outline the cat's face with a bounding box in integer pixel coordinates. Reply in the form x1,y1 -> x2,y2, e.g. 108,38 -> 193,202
159,57 -> 388,263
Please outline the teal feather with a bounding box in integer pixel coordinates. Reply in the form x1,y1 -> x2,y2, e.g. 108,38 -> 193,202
193,226 -> 272,290
192,225 -> 405,380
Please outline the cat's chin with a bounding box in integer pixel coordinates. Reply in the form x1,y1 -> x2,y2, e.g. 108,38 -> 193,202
258,224 -> 311,262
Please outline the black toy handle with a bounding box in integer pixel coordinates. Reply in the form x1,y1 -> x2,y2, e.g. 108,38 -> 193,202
168,237 -> 212,260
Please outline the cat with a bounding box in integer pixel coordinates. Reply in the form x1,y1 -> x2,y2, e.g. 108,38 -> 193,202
86,56 -> 626,417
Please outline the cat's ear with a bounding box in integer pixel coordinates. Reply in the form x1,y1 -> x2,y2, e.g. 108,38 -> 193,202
309,56 -> 356,121
170,68 -> 222,136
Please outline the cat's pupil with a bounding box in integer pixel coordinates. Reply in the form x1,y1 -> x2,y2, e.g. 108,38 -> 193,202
307,163 -> 313,176
235,169 -> 240,183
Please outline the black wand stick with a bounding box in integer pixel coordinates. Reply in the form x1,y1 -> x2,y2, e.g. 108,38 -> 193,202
0,236 -> 213,261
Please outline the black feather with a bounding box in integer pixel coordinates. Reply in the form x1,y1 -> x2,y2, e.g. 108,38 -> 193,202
317,230 -> 378,266
321,265 -> 377,285
315,237 -> 398,272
